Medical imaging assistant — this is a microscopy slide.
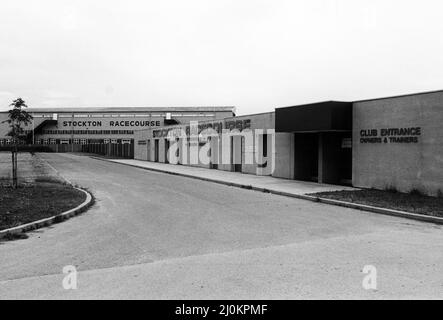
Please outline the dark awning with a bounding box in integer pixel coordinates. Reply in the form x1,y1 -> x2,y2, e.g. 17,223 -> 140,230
275,101 -> 352,133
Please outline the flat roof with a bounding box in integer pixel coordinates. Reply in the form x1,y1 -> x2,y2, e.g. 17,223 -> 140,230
276,100 -> 350,110
1,106 -> 235,113
275,89 -> 443,108
354,89 -> 443,103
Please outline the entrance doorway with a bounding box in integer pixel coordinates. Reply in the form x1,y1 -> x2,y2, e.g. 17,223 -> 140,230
293,132 -> 352,185
164,139 -> 170,164
230,136 -> 242,172
154,139 -> 159,162
294,133 -> 318,182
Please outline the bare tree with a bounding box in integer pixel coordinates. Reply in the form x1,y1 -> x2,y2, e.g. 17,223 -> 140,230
2,98 -> 33,189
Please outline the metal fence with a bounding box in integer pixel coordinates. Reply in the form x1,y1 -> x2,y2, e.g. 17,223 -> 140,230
81,143 -> 134,159
0,143 -> 134,159
0,145 -> 69,153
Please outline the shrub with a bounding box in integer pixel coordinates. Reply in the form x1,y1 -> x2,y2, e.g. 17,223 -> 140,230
385,185 -> 398,193
410,188 -> 425,197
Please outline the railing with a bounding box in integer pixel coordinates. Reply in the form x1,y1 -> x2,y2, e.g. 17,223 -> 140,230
0,145 -> 63,153
0,143 -> 134,159
81,143 -> 134,159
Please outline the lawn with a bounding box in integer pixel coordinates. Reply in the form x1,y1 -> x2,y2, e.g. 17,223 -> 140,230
0,182 -> 86,230
310,189 -> 443,218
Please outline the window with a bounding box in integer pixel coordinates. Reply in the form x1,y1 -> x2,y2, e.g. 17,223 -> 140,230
111,139 -> 118,144
50,139 -> 56,144
122,139 -> 131,144
104,139 -> 110,144
80,139 -> 87,145
74,139 -> 80,144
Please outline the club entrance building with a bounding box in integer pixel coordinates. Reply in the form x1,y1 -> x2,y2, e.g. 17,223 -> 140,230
134,90 -> 443,196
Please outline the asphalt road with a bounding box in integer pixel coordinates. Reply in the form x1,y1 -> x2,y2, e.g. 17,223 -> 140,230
0,153 -> 442,299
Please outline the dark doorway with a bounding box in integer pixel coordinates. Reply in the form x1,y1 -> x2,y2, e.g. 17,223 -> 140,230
320,132 -> 352,185
154,139 -> 159,162
293,132 -> 352,185
338,133 -> 352,184
230,136 -> 242,172
294,133 -> 319,182
164,139 -> 170,164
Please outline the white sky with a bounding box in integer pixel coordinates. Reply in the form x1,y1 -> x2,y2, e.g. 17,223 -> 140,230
1,0 -> 442,115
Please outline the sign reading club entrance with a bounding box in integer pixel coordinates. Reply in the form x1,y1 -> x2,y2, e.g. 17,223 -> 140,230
360,127 -> 422,144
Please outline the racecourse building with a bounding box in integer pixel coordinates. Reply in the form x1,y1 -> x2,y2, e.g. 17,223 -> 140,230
134,90 -> 443,196
0,106 -> 235,146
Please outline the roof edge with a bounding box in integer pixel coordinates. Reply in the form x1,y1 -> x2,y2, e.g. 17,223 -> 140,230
354,89 -> 443,104
2,106 -> 236,113
276,100 -> 351,110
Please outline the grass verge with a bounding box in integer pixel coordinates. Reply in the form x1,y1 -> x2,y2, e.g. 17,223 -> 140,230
310,189 -> 443,218
0,182 -> 86,230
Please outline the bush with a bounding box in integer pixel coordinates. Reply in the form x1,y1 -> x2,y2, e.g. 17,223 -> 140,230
410,188 -> 425,197
385,185 -> 398,193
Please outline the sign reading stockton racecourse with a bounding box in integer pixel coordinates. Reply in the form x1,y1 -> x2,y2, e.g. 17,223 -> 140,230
63,120 -> 161,127
360,127 -> 422,144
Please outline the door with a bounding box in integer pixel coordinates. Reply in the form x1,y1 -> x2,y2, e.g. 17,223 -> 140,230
230,136 -> 242,172
294,133 -> 318,182
164,139 -> 170,164
154,139 -> 159,162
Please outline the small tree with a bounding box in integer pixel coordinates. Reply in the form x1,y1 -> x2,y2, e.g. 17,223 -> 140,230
2,98 -> 33,188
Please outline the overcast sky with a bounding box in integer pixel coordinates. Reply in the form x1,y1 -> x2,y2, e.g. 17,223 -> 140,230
1,0 -> 442,115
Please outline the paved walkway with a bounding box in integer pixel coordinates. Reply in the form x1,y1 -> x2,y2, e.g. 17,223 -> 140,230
101,158 -> 357,196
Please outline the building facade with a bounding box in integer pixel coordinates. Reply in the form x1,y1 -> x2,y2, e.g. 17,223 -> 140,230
352,91 -> 443,196
134,90 -> 443,196
0,107 -> 235,147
